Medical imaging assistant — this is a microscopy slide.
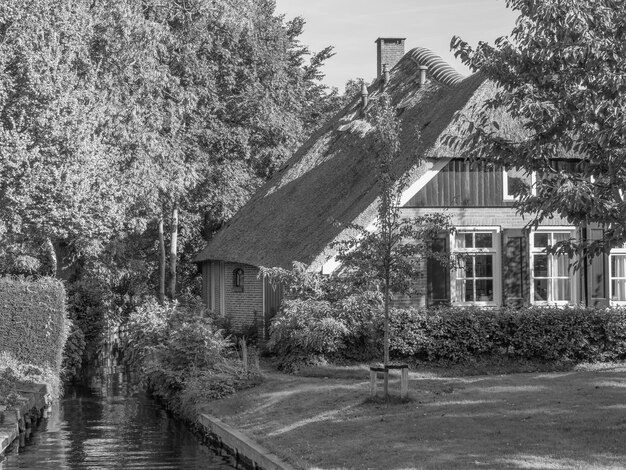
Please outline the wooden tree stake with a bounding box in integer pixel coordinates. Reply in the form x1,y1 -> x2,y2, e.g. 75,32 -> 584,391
400,368 -> 409,399
240,339 -> 248,372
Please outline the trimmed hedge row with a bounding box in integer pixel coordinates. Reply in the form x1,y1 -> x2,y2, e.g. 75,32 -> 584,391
0,277 -> 70,374
268,298 -> 626,368
389,306 -> 626,363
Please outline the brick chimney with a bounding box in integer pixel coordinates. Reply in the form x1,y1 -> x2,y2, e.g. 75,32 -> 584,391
375,37 -> 406,79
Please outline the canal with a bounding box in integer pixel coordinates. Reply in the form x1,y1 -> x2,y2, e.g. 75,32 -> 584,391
0,373 -> 236,469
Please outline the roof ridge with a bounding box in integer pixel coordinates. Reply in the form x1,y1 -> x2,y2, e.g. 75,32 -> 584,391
408,47 -> 465,88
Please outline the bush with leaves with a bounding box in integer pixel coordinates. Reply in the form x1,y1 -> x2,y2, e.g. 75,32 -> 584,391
178,365 -> 262,421
123,296 -> 258,415
333,292 -> 383,361
0,367 -> 20,409
268,298 -> 349,371
0,351 -> 62,404
388,305 -> 626,364
269,298 -> 626,368
61,323 -> 86,382
218,312 -> 261,346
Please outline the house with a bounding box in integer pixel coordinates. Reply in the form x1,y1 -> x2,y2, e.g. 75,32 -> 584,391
194,38 -> 617,337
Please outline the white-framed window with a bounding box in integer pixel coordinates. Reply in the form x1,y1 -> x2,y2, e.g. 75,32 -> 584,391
451,227 -> 501,306
609,244 -> 626,305
503,168 -> 534,201
529,227 -> 577,305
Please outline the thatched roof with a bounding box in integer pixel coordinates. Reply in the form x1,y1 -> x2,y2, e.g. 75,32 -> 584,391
194,47 -> 498,270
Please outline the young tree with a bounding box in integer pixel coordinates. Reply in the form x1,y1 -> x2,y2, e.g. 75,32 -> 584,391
334,94 -> 450,382
449,0 -> 626,257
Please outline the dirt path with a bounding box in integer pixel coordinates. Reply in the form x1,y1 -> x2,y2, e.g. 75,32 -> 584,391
199,364 -> 626,469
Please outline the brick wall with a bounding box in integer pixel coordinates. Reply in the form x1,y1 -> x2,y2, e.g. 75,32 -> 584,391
376,38 -> 405,78
394,207 -> 574,307
223,262 -> 263,334
402,207 -> 570,228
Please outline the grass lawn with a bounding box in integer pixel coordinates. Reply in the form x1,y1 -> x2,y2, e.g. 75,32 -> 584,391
199,362 -> 626,470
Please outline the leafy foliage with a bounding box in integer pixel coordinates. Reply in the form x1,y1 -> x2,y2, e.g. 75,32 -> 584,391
178,366 -> 261,421
389,306 -> 626,364
0,0 -> 341,374
0,351 -> 62,404
449,0 -> 626,257
268,298 -> 348,371
267,292 -> 383,371
260,262 -> 339,301
0,367 -> 21,409
268,298 -> 626,368
218,312 -> 261,346
123,296 -> 258,414
0,277 -> 69,374
333,292 -> 383,361
61,322 -> 86,382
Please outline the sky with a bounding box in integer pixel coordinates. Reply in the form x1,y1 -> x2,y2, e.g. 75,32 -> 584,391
273,0 -> 519,91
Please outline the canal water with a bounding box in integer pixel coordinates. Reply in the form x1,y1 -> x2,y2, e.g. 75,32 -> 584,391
0,373 -> 236,469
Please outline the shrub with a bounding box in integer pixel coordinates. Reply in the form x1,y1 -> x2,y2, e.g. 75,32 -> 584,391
0,276 -> 69,400
0,276 -> 70,374
0,367 -> 20,408
268,298 -> 349,371
269,294 -> 626,368
334,292 -> 382,360
178,365 -> 262,421
388,305 -> 626,364
0,351 -> 61,403
218,311 -> 261,346
123,296 -> 258,414
61,323 -> 86,382
268,293 -> 386,370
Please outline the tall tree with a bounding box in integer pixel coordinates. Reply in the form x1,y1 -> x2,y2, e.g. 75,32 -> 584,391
0,0 -> 338,284
0,0 -> 131,277
0,0 -> 340,375
334,94 -> 450,391
449,0 -> 626,257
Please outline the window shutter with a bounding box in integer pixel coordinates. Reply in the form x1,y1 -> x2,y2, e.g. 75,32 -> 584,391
588,228 -> 609,307
264,277 -> 283,340
503,229 -> 528,306
427,235 -> 450,306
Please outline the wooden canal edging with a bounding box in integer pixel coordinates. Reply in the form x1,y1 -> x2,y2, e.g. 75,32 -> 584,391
198,413 -> 295,470
0,383 -> 51,456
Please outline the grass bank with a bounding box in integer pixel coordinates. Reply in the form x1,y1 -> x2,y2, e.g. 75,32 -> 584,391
199,361 -> 626,470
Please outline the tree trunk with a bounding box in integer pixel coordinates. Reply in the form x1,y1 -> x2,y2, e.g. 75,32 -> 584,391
169,207 -> 178,300
45,237 -> 58,278
158,217 -> 166,304
383,272 -> 390,397
383,280 -> 390,365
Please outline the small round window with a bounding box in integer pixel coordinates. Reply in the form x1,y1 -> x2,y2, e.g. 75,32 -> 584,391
232,268 -> 244,292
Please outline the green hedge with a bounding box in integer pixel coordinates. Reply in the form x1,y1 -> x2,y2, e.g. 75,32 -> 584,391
269,299 -> 626,368
0,277 -> 70,374
389,306 -> 626,363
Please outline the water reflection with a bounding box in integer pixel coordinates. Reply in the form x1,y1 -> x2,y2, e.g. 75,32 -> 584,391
1,373 -> 235,469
